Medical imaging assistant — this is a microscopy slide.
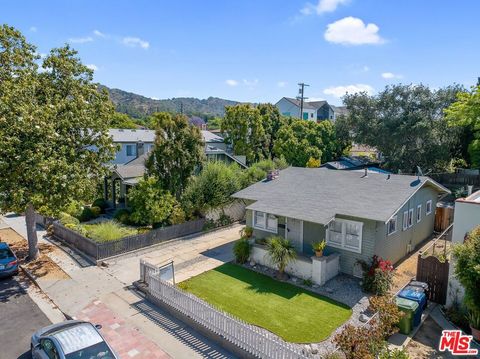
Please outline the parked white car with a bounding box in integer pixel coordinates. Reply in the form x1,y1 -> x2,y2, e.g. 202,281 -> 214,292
31,320 -> 118,359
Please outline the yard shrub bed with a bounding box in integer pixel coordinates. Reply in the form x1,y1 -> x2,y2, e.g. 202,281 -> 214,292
178,263 -> 352,343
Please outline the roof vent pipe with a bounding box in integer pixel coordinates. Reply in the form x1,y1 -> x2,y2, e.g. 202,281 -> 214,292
387,174 -> 391,180
362,168 -> 368,178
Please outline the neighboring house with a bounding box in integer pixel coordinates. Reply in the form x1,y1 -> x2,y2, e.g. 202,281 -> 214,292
232,167 -> 449,276
189,116 -> 207,130
109,129 -> 155,164
105,129 -> 247,207
275,97 -> 335,121
446,190 -> 480,307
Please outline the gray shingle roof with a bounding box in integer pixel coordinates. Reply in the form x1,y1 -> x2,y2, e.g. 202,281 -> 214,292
232,167 -> 449,224
113,164 -> 146,179
109,128 -> 223,144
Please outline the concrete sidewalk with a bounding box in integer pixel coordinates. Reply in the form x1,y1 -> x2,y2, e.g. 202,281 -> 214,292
1,214 -> 235,358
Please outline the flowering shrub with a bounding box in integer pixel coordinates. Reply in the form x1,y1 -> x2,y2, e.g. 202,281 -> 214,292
360,255 -> 394,295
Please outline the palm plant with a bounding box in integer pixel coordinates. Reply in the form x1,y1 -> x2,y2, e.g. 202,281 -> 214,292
266,236 -> 297,279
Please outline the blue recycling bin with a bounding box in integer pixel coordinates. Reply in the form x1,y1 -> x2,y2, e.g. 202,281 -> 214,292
403,285 -> 428,309
398,289 -> 426,327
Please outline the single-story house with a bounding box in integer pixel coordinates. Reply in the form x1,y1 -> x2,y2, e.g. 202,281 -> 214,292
232,167 -> 450,276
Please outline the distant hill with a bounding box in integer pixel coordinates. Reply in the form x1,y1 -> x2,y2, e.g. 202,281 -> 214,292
101,86 -> 240,119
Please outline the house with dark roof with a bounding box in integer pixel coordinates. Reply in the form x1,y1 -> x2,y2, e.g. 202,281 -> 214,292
233,167 -> 449,276
275,97 -> 335,121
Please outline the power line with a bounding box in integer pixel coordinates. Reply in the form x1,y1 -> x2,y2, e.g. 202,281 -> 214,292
297,83 -> 309,119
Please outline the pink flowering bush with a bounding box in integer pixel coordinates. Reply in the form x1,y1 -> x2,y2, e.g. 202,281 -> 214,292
360,255 -> 395,295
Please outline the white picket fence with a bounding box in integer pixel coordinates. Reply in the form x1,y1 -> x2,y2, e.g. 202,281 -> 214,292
143,263 -> 307,359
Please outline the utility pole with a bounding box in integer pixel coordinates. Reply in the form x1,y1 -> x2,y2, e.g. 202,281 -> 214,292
297,82 -> 309,119
179,102 -> 184,115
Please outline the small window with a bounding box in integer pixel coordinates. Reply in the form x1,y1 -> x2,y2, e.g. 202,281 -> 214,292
126,144 -> 136,157
266,214 -> 278,231
426,200 -> 432,215
253,211 -> 277,233
387,215 -> 397,235
303,112 -> 309,120
310,113 -> 314,118
402,211 -> 408,231
254,211 -> 265,228
416,204 -> 422,223
408,208 -> 414,227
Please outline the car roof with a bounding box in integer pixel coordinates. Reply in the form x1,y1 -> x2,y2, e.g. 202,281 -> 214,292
52,323 -> 104,354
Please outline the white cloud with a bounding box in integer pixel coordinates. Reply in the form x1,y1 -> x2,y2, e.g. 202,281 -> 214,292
308,96 -> 326,102
93,30 -> 107,38
323,84 -> 374,98
324,17 -> 384,45
225,79 -> 239,87
301,0 -> 349,15
68,36 -> 94,44
30,26 -> 37,32
122,37 -> 149,49
381,72 -> 403,79
277,81 -> 288,88
86,64 -> 98,71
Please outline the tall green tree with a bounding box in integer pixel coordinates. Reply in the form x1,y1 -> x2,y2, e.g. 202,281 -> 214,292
221,104 -> 266,163
146,112 -> 204,196
341,84 -> 464,173
257,103 -> 285,160
0,26 -> 115,259
273,119 -> 338,167
445,85 -> 480,168
110,112 -> 139,129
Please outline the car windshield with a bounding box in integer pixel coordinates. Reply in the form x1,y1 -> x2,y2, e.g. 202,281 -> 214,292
65,342 -> 115,359
0,248 -> 14,260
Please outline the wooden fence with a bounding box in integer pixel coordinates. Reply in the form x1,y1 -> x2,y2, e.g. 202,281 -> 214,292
430,172 -> 480,187
142,262 -> 307,359
416,224 -> 452,305
52,218 -> 205,260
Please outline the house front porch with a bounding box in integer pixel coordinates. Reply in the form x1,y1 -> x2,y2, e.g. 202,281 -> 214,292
246,209 -> 376,278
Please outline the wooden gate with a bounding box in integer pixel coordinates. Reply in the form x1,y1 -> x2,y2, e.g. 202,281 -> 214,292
416,255 -> 449,305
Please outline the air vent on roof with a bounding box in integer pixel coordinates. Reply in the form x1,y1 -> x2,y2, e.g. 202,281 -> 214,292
267,170 -> 279,181
362,168 -> 368,178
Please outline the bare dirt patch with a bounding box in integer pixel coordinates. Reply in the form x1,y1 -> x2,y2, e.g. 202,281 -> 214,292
0,228 -> 69,280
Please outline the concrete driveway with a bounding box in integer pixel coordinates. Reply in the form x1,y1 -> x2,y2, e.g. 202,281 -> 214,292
104,224 -> 244,284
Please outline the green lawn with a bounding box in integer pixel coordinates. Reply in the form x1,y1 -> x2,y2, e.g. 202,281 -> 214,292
178,263 -> 352,343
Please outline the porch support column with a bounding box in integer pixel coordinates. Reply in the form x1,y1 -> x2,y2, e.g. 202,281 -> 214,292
112,179 -> 116,209
103,176 -> 109,201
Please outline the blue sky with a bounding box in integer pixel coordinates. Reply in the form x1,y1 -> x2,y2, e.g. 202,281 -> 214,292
2,0 -> 479,105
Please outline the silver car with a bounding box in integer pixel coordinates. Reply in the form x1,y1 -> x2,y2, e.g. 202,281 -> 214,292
31,320 -> 118,359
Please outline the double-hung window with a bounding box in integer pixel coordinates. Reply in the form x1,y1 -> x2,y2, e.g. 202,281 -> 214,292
426,200 -> 432,215
408,208 -> 414,227
253,211 -> 278,233
126,144 -> 136,157
326,219 -> 363,253
416,204 -> 422,223
387,215 -> 397,235
403,211 -> 409,231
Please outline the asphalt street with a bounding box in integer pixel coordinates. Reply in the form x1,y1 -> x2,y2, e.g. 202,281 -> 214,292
0,275 -> 51,359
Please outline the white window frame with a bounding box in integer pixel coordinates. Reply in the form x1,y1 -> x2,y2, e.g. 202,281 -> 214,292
326,218 -> 363,254
387,215 -> 398,236
426,200 -> 432,215
402,211 -> 409,231
416,204 -> 422,223
253,211 -> 278,234
408,208 -> 414,228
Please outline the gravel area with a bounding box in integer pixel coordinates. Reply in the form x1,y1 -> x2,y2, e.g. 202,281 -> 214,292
242,262 -> 372,357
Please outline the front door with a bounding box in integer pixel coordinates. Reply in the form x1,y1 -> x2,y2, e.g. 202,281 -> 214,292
286,218 -> 303,252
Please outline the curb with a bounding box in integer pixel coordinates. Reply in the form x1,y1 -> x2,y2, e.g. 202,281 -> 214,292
19,265 -> 72,321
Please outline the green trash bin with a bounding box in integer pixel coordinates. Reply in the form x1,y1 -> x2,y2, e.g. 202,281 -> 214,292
395,297 -> 419,335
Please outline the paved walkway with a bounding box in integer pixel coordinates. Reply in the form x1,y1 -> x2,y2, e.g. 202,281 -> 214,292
75,300 -> 170,359
1,214 -> 236,358
104,224 -> 243,284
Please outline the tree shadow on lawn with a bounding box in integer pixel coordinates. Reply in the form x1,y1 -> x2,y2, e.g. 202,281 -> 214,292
213,263 -> 351,309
